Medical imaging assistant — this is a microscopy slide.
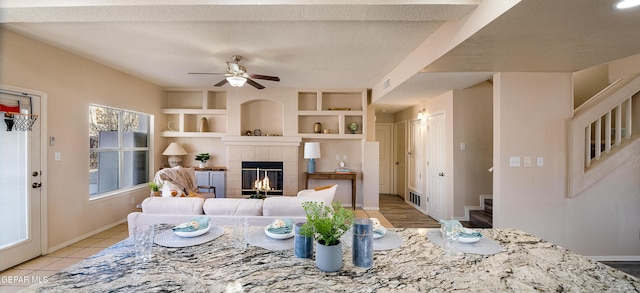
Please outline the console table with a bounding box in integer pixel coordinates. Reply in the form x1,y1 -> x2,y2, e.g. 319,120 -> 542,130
304,172 -> 356,209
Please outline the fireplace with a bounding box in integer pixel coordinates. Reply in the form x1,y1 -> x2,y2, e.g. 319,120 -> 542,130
242,161 -> 284,196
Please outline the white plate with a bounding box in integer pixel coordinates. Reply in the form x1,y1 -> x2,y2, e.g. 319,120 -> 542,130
458,228 -> 482,244
173,222 -> 210,238
264,225 -> 294,240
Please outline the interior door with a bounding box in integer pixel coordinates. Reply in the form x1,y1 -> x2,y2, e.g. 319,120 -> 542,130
375,123 -> 392,194
393,121 -> 406,197
427,113 -> 446,220
407,119 -> 422,195
0,90 -> 43,271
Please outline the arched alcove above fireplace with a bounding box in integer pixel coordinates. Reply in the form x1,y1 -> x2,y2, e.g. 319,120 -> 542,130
240,99 -> 283,136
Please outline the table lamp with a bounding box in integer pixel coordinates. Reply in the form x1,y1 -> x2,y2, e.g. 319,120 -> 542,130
304,142 -> 321,174
163,142 -> 187,167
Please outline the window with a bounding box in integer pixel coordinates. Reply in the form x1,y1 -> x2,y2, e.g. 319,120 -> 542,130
89,105 -> 150,198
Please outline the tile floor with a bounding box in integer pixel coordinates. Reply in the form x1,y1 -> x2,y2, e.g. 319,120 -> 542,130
0,223 -> 129,293
0,210 -> 392,292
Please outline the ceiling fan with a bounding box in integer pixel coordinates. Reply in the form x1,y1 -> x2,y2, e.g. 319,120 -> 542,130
189,55 -> 280,90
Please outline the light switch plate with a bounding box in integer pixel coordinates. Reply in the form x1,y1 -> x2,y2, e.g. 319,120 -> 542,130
524,156 -> 532,168
509,156 -> 520,167
537,157 -> 544,167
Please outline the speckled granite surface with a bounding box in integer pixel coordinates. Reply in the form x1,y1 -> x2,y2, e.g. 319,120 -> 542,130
24,228 -> 640,292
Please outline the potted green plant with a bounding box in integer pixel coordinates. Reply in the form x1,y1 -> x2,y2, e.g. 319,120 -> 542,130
195,153 -> 210,168
300,201 -> 354,272
148,181 -> 162,197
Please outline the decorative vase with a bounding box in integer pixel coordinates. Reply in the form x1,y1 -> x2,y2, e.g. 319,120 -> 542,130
315,240 -> 343,272
294,223 -> 313,259
352,218 -> 373,268
199,117 -> 208,132
313,122 -> 322,134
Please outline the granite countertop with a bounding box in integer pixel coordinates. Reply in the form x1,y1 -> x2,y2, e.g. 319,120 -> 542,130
25,228 -> 640,292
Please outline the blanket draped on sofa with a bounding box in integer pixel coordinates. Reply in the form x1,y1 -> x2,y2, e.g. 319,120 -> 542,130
153,166 -> 197,193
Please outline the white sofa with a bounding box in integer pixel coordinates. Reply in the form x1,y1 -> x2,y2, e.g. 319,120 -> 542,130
127,185 -> 337,237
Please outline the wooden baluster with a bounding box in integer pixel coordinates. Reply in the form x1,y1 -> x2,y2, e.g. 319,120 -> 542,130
605,111 -> 612,153
585,124 -> 591,168
594,117 -> 601,160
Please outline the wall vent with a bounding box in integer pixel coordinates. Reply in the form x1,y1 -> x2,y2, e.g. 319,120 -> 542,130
383,78 -> 391,90
409,191 -> 421,206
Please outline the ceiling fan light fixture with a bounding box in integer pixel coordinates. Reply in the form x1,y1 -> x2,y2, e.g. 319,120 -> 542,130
226,76 -> 247,87
614,0 -> 640,9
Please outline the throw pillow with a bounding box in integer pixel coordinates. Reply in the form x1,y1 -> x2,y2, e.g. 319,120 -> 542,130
162,181 -> 185,197
314,185 -> 335,191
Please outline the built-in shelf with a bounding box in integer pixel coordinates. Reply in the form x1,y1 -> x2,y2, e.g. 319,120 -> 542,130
161,88 -> 366,140
162,90 -> 227,137
297,90 -> 366,139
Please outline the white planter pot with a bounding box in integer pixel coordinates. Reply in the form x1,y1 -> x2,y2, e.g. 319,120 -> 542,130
315,240 -> 343,272
198,162 -> 206,168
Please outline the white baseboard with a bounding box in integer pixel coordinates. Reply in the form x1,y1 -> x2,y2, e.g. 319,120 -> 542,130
46,218 -> 127,254
363,206 -> 380,211
588,255 -> 640,261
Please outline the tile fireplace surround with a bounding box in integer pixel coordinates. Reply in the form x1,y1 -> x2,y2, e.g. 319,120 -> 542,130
223,136 -> 301,196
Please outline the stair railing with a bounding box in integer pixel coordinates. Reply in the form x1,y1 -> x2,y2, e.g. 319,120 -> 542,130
569,72 -> 640,197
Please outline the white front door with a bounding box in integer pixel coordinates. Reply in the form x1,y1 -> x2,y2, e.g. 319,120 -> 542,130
375,123 -> 392,194
0,89 -> 43,271
427,113 -> 446,220
393,121 -> 407,197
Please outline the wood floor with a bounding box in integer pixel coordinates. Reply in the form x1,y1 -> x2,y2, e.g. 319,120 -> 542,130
378,193 -> 440,228
376,193 -> 640,279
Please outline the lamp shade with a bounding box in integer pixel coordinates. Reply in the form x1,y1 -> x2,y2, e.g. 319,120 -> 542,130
303,142 -> 321,159
162,142 -> 187,156
226,76 -> 247,87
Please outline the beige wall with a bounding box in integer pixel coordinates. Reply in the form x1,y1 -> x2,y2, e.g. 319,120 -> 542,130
0,28 -> 165,250
573,63 -> 609,109
375,112 -> 395,124
494,72 -> 640,257
452,81 -> 493,216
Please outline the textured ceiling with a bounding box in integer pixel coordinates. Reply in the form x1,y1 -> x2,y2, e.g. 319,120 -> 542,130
2,0 -> 640,114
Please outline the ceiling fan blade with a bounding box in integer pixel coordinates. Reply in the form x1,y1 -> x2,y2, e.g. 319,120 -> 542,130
246,78 -> 265,90
214,79 -> 228,87
249,74 -> 280,82
188,72 -> 224,75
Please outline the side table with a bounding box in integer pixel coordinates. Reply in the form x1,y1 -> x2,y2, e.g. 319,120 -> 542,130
304,172 -> 357,210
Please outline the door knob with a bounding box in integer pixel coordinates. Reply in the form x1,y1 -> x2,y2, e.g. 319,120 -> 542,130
438,172 -> 445,177
32,182 -> 42,188
32,171 -> 39,177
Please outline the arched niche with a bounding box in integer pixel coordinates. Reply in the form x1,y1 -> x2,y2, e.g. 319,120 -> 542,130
240,99 -> 283,136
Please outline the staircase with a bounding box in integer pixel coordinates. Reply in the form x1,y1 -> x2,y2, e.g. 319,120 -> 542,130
570,73 -> 640,197
469,198 -> 492,228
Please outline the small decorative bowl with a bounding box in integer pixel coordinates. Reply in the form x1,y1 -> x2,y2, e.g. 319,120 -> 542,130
264,225 -> 294,240
373,226 -> 387,239
173,223 -> 210,238
458,228 -> 482,244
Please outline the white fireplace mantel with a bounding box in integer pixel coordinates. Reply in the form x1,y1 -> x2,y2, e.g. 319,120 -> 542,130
222,135 -> 302,147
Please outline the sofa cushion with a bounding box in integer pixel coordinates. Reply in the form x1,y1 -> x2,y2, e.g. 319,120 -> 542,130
263,196 -> 324,217
203,198 -> 263,216
141,197 -> 204,215
296,184 -> 337,206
